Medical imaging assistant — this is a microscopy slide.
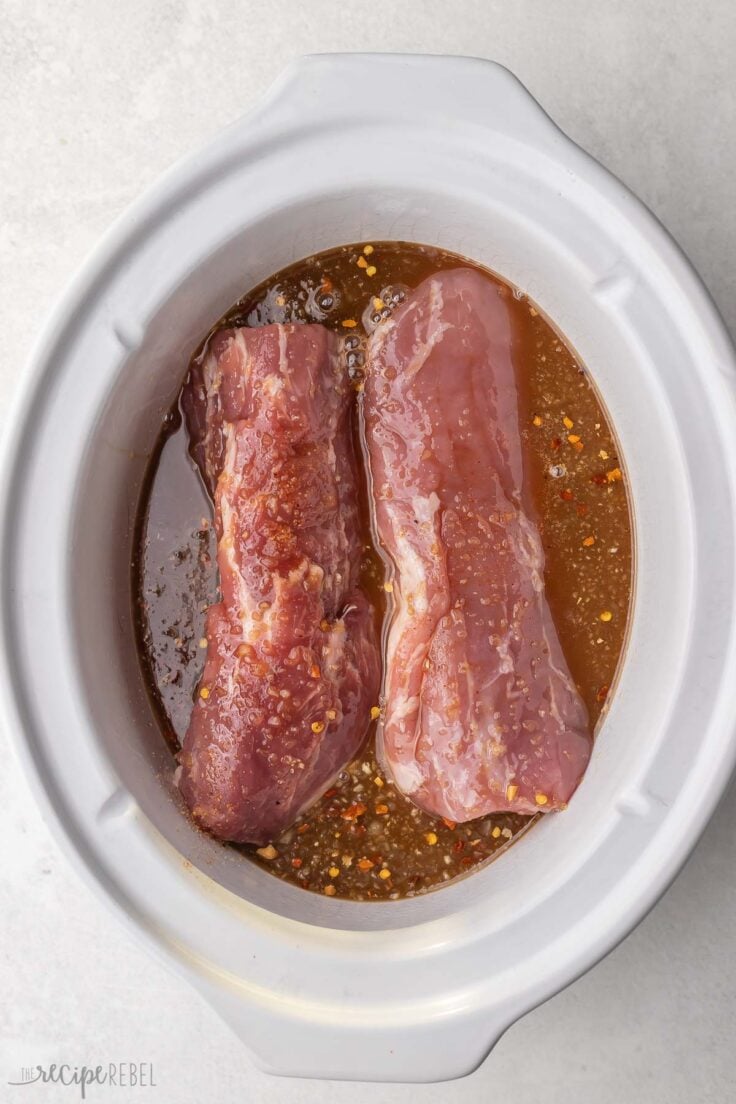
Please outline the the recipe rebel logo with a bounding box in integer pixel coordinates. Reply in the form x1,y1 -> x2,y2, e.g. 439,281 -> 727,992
7,1062 -> 156,1097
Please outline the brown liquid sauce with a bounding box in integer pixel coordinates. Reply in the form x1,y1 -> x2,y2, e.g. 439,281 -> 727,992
134,242 -> 633,901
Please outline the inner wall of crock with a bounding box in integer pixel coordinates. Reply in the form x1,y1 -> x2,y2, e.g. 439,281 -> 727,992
70,187 -> 693,930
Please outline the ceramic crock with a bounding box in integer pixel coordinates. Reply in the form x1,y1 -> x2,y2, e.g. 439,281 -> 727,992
2,54 -> 736,1082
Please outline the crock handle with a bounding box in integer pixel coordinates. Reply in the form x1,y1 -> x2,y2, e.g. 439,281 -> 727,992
196,977 -> 513,1082
236,52 -> 560,154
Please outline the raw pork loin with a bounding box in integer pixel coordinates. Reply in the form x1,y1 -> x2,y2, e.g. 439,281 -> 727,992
364,269 -> 591,821
178,324 -> 380,844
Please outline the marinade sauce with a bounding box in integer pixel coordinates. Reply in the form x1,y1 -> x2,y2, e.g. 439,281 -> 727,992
134,242 -> 633,900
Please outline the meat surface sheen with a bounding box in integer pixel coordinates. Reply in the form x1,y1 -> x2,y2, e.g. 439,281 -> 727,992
364,269 -> 591,820
179,324 -> 380,844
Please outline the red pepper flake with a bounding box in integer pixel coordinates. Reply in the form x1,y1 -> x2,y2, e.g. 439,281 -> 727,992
591,472 -> 608,486
550,436 -> 562,451
461,856 -> 475,866
342,802 -> 367,821
323,788 -> 337,799
375,803 -> 389,815
357,857 -> 375,871
596,684 -> 610,703
296,823 -> 310,834
560,488 -> 574,502
291,857 -> 303,869
442,817 -> 456,830
453,839 -> 465,852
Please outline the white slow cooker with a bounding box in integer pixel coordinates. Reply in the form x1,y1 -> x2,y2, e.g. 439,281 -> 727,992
2,54 -> 736,1082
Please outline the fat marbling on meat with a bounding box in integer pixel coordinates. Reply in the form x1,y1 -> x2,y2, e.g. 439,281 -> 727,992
178,323 -> 380,844
364,268 -> 591,821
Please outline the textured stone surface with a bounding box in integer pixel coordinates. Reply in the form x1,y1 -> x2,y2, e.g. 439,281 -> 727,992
1,2 -> 734,1100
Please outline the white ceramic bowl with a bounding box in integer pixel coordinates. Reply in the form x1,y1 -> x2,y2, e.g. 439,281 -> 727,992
3,54 -> 736,1083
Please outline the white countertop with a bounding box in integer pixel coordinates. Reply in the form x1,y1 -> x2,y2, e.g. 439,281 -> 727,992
1,2 -> 735,1101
